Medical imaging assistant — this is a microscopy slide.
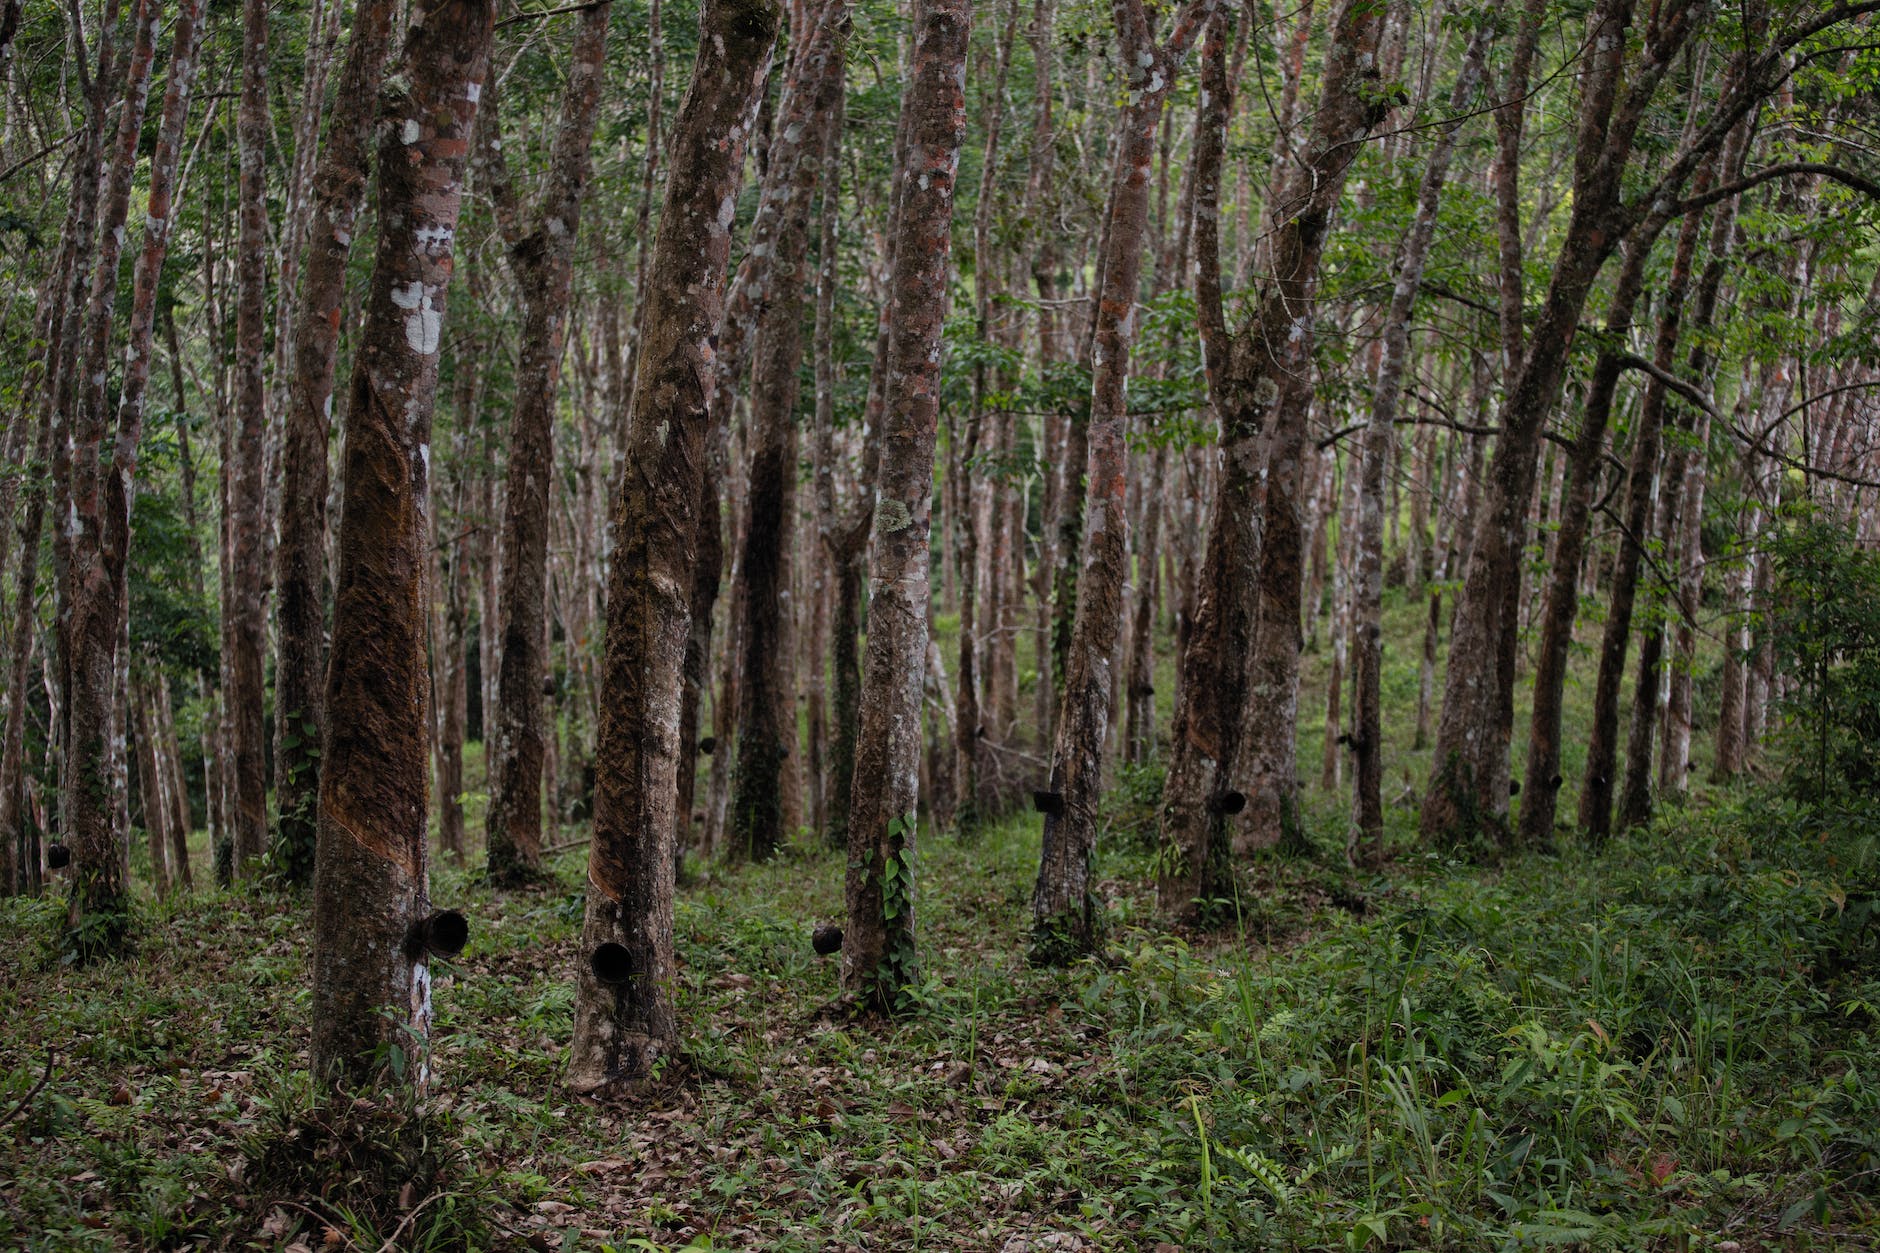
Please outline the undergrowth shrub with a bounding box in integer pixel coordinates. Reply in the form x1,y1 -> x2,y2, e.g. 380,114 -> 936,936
1097,800 -> 1880,1248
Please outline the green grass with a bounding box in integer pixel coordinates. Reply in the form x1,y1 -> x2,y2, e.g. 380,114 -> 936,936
4,787 -> 1877,1249
5,574 -> 1863,1250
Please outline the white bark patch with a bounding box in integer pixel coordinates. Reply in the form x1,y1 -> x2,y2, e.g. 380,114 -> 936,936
403,118 -> 421,145
718,196 -> 736,228
465,81 -> 481,103
392,281 -> 442,356
414,224 -> 454,254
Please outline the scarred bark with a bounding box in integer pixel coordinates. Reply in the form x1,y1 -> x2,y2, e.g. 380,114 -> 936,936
566,0 -> 778,1092
1158,0 -> 1388,916
484,1 -> 615,886
311,0 -> 495,1087
1036,0 -> 1215,957
841,0 -> 969,1013
274,0 -> 399,886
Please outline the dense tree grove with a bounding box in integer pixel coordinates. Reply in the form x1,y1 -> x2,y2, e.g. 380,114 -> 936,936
2,0 -> 1880,1243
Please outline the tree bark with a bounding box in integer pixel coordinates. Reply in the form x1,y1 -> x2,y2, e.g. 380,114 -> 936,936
566,0 -> 778,1092
729,0 -> 848,862
1352,30 -> 1486,862
1158,0 -> 1390,912
310,0 -> 495,1088
274,0 -> 399,886
227,0 -> 272,876
483,1 -> 614,887
841,0 -> 969,1012
55,0 -> 162,951
1038,0 -> 1215,952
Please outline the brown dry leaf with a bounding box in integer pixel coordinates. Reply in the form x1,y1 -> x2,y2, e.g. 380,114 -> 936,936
576,1158 -> 629,1173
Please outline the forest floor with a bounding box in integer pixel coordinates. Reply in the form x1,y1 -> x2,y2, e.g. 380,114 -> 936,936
4,595 -> 1877,1250
3,780 -> 1878,1251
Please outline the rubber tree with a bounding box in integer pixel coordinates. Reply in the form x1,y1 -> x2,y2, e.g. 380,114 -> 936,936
310,0 -> 495,1088
1157,0 -> 1390,915
273,0 -> 399,886
566,0 -> 779,1093
482,0 -> 615,887
840,0 -> 971,1013
1032,0 -> 1216,962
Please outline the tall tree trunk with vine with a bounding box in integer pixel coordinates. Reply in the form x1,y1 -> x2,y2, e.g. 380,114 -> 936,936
841,0 -> 970,1013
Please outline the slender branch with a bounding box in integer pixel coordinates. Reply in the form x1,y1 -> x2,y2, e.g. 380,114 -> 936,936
495,0 -> 609,27
1674,162 -> 1880,217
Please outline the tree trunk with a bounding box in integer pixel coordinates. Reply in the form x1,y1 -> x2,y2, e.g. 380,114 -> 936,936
274,0 -> 399,886
311,0 -> 495,1088
842,0 -> 969,1013
1352,30 -> 1486,861
55,0 -> 163,952
1033,0 -> 1215,957
1579,191 -> 1707,842
483,1 -> 614,887
1164,0 -> 1389,905
729,0 -> 848,862
566,0 -> 777,1092
132,675 -> 171,898
1422,0 -> 1703,845
227,0 -> 272,876
1518,211 -> 1679,845
158,675 -> 193,889
675,455 -> 723,865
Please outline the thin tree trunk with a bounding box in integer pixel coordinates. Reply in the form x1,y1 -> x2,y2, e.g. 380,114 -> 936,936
729,0 -> 848,862
1038,0 -> 1215,947
310,0 -> 495,1088
954,0 -> 1021,835
483,1 -> 614,887
55,0 -> 162,951
227,0 -> 272,876
132,675 -> 170,897
158,675 -> 193,889
566,0 -> 777,1091
1352,30 -> 1487,861
842,0 -> 969,1013
274,0 -> 399,886
807,77 -> 845,845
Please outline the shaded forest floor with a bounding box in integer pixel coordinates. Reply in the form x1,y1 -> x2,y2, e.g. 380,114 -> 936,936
4,782 -> 1879,1250
4,591 -> 1877,1249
